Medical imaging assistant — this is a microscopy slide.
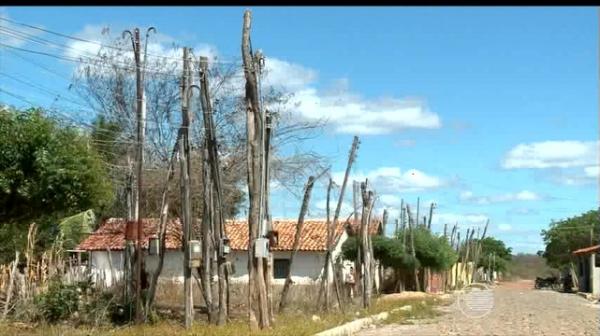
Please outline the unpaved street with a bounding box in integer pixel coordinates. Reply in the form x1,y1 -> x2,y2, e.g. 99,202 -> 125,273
358,280 -> 600,336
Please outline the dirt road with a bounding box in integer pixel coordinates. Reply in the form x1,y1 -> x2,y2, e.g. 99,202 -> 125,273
358,280 -> 600,336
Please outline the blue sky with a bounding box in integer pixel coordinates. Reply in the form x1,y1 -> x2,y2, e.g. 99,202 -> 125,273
1,7 -> 597,253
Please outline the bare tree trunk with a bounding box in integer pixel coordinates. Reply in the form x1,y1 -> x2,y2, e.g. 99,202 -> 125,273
279,176 -> 315,313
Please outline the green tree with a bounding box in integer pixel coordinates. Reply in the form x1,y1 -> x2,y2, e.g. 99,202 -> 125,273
475,237 -> 512,273
541,209 -> 599,269
0,107 -> 113,262
341,235 -> 419,270
409,227 -> 458,272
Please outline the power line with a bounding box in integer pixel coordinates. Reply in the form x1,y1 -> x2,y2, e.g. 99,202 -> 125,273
0,16 -> 242,65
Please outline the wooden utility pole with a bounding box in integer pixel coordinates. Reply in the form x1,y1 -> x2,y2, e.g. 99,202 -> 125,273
352,180 -> 362,298
179,47 -> 194,329
199,55 -> 229,325
319,136 -> 359,310
144,133 -> 182,317
416,197 -> 420,226
471,220 -> 489,283
241,10 -> 269,329
123,26 -> 154,323
200,143 -> 215,322
427,203 -> 435,231
124,153 -> 134,306
360,181 -> 374,308
279,176 -> 316,313
406,204 -> 420,291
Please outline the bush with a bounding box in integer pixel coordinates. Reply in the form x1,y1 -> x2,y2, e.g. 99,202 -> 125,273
35,280 -> 80,323
341,236 -> 419,270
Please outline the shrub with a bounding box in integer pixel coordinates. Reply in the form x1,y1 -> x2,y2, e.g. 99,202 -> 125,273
34,280 -> 80,323
341,235 -> 419,270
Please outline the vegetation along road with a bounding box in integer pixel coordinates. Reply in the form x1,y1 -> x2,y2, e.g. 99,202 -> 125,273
358,280 -> 600,336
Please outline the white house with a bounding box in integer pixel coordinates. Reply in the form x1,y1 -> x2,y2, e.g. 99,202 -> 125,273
76,217 -> 382,287
572,244 -> 600,297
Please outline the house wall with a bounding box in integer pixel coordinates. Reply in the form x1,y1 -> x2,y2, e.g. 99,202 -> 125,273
590,254 -> 600,296
90,250 -> 185,286
88,231 -> 352,287
229,250 -> 327,285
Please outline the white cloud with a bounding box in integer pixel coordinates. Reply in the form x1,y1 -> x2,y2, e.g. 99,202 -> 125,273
263,58 -> 317,91
286,90 -> 441,135
261,58 -> 441,135
584,166 -> 599,178
333,166 -> 443,194
502,140 -> 598,169
65,24 -> 441,135
497,223 -> 512,232
459,190 -> 540,204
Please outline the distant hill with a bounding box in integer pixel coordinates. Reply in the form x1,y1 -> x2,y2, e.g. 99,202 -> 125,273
505,253 -> 558,280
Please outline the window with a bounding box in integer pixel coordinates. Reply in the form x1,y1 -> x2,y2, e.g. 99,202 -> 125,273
274,259 -> 290,279
595,253 -> 600,268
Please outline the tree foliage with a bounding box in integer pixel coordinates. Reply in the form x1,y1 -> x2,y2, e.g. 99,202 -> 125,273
341,235 -> 419,270
541,209 -> 599,269
0,107 -> 112,262
409,227 -> 458,272
475,236 -> 512,272
342,229 -> 457,272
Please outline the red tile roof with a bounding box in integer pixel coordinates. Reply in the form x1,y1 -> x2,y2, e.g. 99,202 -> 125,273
225,219 -> 348,251
76,218 -> 183,251
77,217 -> 382,252
572,245 -> 600,256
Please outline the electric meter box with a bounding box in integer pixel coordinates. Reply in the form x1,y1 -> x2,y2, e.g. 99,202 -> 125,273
220,237 -> 231,256
148,237 -> 160,256
188,240 -> 202,268
254,238 -> 269,258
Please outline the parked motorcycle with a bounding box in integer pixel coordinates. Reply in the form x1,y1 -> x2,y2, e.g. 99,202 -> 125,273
534,276 -> 561,291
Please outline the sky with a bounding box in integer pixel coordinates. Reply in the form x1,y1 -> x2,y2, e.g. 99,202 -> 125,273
0,7 -> 598,253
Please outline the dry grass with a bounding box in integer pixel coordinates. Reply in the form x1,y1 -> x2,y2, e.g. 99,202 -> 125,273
0,290 -> 449,336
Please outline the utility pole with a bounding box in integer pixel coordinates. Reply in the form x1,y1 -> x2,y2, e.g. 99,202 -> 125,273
241,10 -> 269,329
352,180 -> 361,298
406,204 -> 420,291
416,197 -> 420,227
180,47 -> 194,329
199,55 -> 229,325
318,137 -> 359,310
427,203 -> 435,231
279,176 -> 316,312
123,26 -> 155,324
360,180 -> 374,308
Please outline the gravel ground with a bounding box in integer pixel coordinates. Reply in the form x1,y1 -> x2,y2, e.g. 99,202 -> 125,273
358,280 -> 600,336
